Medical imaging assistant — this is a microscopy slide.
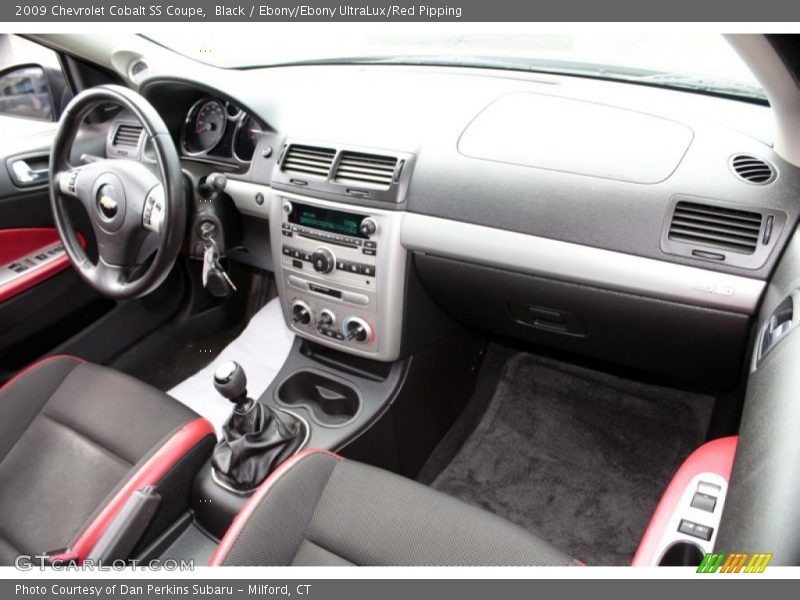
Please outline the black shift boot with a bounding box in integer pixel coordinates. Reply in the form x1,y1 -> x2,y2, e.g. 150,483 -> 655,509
211,361 -> 304,491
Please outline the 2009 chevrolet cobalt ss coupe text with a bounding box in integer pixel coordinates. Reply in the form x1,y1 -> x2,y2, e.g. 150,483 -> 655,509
0,32 -> 798,567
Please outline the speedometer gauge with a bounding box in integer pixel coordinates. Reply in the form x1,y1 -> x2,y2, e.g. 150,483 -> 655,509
233,115 -> 262,162
183,99 -> 226,154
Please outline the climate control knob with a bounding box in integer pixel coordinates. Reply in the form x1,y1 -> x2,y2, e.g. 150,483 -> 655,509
343,317 -> 373,344
359,217 -> 377,237
318,309 -> 336,328
290,301 -> 312,325
311,248 -> 335,274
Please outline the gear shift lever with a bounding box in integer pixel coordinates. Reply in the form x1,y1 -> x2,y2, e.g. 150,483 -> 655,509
214,361 -> 251,411
211,361 -> 304,490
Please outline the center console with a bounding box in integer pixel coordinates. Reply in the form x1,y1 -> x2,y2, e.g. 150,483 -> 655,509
269,191 -> 408,362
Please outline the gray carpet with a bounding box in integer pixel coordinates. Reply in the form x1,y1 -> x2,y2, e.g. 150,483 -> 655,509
432,351 -> 714,566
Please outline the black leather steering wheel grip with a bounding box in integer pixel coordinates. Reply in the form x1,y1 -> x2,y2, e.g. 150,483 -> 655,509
49,84 -> 185,299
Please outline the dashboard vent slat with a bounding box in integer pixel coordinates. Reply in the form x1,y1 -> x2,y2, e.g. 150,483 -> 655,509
730,154 -> 776,185
281,145 -> 336,178
333,151 -> 398,189
668,201 -> 763,255
112,123 -> 143,148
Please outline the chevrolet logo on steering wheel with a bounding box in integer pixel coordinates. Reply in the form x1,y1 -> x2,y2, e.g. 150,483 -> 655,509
97,185 -> 119,219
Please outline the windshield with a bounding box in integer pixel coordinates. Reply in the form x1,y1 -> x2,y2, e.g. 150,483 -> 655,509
146,30 -> 764,101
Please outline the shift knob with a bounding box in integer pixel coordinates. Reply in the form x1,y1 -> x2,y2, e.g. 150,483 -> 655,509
214,361 -> 248,406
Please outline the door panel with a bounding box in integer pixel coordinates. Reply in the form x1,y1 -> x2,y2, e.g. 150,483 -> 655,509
0,227 -> 70,303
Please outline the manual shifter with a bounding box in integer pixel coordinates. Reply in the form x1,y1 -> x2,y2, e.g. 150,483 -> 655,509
211,361 -> 305,491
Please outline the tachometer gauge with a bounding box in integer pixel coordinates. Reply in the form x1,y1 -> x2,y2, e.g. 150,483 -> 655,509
233,115 -> 262,162
183,99 -> 226,154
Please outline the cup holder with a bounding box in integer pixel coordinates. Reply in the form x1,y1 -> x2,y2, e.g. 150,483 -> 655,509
277,370 -> 360,426
657,541 -> 705,566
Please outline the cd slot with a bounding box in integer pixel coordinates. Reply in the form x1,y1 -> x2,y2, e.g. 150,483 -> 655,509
298,230 -> 359,248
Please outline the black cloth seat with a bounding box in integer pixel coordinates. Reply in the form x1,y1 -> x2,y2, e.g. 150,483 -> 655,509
211,449 -> 578,566
0,355 -> 216,565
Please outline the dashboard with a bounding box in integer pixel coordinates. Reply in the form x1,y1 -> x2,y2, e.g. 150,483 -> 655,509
98,60 -> 800,387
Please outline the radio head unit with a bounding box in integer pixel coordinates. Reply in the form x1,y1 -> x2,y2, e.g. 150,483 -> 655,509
272,192 -> 407,362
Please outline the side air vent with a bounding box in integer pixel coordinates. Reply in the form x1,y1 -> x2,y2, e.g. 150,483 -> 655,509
112,123 -> 143,148
668,201 -> 763,255
281,145 -> 336,178
730,154 -> 776,185
333,151 -> 398,189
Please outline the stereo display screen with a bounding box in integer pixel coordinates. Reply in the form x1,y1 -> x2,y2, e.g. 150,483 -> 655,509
288,202 -> 366,239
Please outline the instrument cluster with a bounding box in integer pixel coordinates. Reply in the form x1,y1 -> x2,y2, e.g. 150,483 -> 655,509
180,97 -> 264,166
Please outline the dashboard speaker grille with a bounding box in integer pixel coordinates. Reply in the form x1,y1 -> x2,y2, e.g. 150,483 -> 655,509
281,145 -> 336,178
668,201 -> 763,255
112,123 -> 143,148
730,154 -> 776,185
333,151 -> 398,189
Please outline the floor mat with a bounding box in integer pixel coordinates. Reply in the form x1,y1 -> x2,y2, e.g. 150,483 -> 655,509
168,298 -> 294,433
432,351 -> 714,566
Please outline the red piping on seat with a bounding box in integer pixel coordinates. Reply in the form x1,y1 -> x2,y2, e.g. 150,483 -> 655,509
68,417 -> 215,562
0,354 -> 86,393
631,436 -> 737,566
209,448 -> 344,566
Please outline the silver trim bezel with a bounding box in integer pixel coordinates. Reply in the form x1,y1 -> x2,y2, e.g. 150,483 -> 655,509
400,213 -> 765,314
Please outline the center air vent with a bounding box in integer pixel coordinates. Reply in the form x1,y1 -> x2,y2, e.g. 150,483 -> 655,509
281,145 -> 335,179
333,151 -> 398,189
668,201 -> 763,255
730,154 -> 776,185
112,123 -> 143,148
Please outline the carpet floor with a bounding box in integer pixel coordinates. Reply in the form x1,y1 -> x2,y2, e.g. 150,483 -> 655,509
432,350 -> 714,565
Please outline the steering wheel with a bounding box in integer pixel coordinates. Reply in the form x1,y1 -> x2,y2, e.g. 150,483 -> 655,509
49,85 -> 185,299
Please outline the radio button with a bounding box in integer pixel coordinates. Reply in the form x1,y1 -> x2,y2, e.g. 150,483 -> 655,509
364,240 -> 377,249
359,218 -> 378,237
362,265 -> 376,277
311,248 -> 335,274
287,275 -> 306,290
362,248 -> 376,256
343,291 -> 369,306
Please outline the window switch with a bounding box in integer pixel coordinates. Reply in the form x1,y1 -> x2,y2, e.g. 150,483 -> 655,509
679,519 -> 713,541
691,492 -> 717,513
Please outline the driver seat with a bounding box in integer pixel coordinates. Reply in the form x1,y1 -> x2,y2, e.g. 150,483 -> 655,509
0,355 -> 215,565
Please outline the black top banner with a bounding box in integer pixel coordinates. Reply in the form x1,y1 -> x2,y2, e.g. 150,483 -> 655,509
5,0 -> 800,21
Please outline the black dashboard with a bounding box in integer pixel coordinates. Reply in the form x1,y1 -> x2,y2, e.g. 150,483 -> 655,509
138,65 -> 799,280
100,63 -> 800,387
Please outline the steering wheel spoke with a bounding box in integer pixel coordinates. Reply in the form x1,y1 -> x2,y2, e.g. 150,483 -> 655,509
89,260 -> 129,293
54,166 -> 83,199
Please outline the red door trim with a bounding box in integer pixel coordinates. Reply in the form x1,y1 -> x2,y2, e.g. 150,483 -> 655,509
631,436 -> 737,566
0,228 -> 71,303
